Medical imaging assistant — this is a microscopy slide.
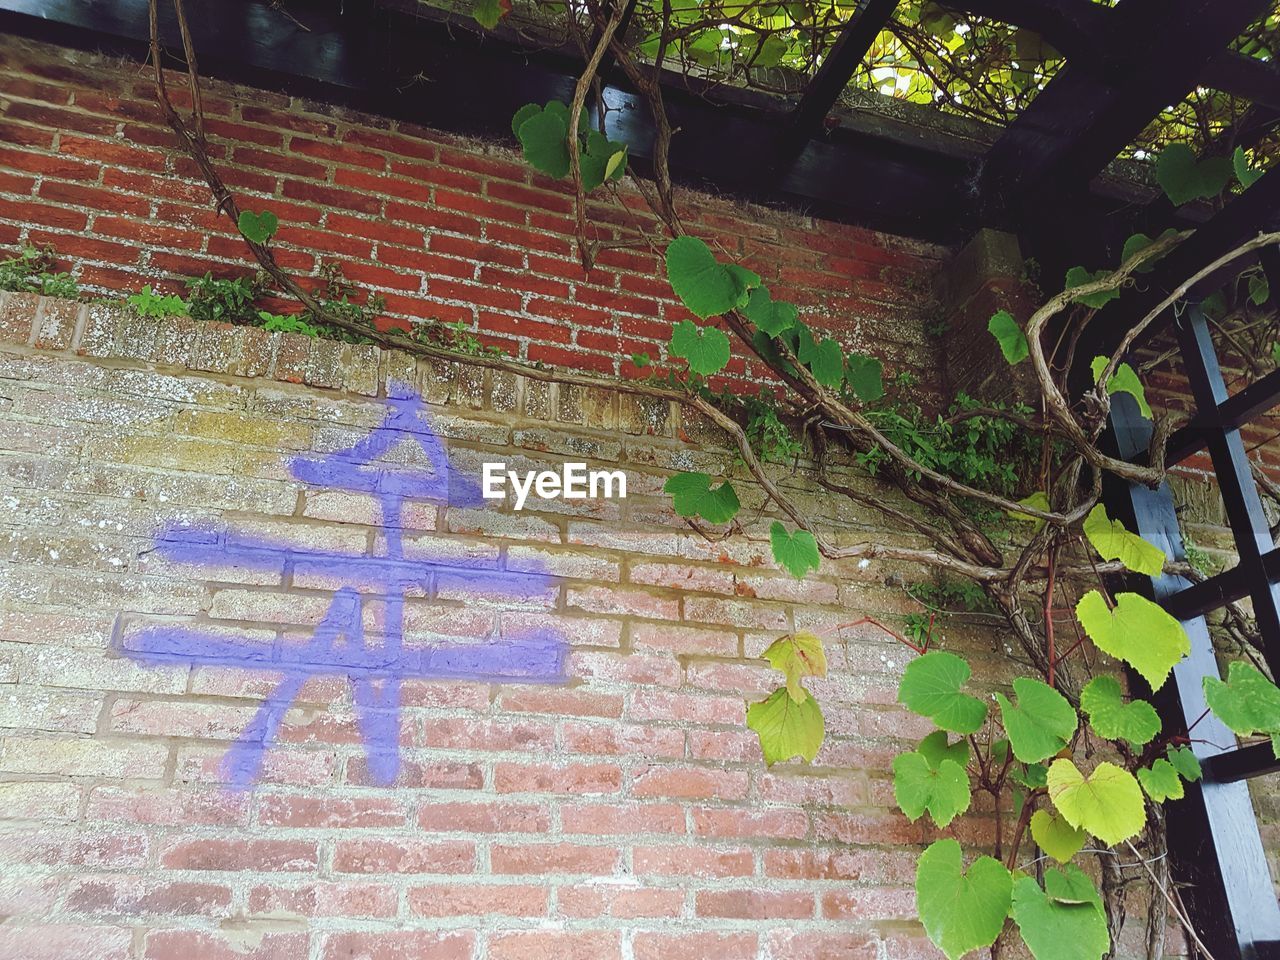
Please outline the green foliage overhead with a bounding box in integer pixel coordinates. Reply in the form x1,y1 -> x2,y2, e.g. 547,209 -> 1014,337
1011,867 -> 1110,960
1075,590 -> 1190,691
1234,146 -> 1264,189
769,522 -> 820,579
516,106 -> 572,180
987,310 -> 1029,364
746,687 -> 825,764
1047,758 -> 1146,846
1156,143 -> 1232,206
1137,758 -> 1184,802
1030,808 -> 1086,864
1081,504 -> 1164,576
995,677 -> 1077,763
664,471 -> 741,523
894,750 -> 971,827
237,209 -> 278,244
1203,661 -> 1280,754
742,286 -> 797,336
669,319 -> 731,375
1089,357 -> 1152,419
1079,676 -> 1160,747
472,0 -> 508,28
898,651 -> 988,735
665,236 -> 758,319
1065,267 -> 1120,309
760,631 -> 827,703
916,839 -> 1013,960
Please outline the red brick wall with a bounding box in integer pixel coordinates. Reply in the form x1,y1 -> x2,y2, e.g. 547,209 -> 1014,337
0,35 -> 946,389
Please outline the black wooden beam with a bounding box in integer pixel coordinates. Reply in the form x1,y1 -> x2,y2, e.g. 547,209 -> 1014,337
1105,387 -> 1280,960
1176,307 -> 1280,676
1203,742 -> 1280,783
946,0 -> 1280,110
1166,366 -> 1280,466
771,0 -> 898,173
977,0 -> 1270,220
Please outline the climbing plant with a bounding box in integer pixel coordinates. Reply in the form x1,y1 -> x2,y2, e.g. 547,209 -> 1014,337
120,2 -> 1280,957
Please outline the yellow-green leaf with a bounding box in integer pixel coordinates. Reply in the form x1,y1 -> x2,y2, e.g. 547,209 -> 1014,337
1030,808 -> 1086,864
761,631 -> 827,703
1047,758 -> 1145,846
1075,591 -> 1190,692
746,687 -> 824,765
1082,504 -> 1164,576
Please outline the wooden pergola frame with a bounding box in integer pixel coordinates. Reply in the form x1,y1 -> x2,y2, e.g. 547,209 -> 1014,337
2,1 -> 1279,956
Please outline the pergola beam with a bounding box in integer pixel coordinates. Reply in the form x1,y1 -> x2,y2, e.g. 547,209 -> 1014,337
771,0 -> 899,172
946,0 -> 1280,109
977,0 -> 1271,217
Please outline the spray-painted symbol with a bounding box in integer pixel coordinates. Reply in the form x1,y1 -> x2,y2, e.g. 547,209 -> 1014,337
121,391 -> 567,788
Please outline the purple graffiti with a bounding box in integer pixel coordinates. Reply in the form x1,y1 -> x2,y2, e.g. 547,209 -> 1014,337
121,391 -> 567,789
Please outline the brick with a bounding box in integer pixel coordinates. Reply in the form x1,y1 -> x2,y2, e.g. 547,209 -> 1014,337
633,933 -> 759,960
0,924 -> 132,960
408,882 -> 548,917
494,761 -> 623,795
247,881 -> 399,918
695,889 -> 815,919
490,841 -> 620,876
320,931 -> 473,960
634,844 -> 754,878
630,765 -> 750,801
144,930 -> 310,960
558,885 -> 684,919
487,930 -> 622,960
332,838 -> 475,874
159,838 -> 319,871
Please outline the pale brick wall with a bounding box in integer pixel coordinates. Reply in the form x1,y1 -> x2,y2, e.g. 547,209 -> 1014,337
0,291 -> 979,960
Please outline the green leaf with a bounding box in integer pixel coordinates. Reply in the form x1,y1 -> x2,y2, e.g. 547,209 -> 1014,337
1233,146 -> 1264,189
472,0 -> 508,28
1081,503 -> 1164,575
918,729 -> 971,770
761,631 -> 827,703
1076,590 -> 1190,691
1079,676 -> 1160,747
894,751 -> 971,827
988,310 -> 1029,364
511,103 -> 541,137
1008,491 -> 1049,530
1249,274 -> 1270,306
1202,660 -> 1280,744
1120,229 -> 1178,274
669,319 -> 731,376
1047,758 -> 1146,846
1089,357 -> 1152,419
898,651 -> 988,735
742,286 -> 798,336
724,264 -> 761,305
1137,758 -> 1184,802
1030,809 -> 1086,864
1065,267 -> 1120,309
916,839 -> 1013,960
1166,746 -> 1202,783
1012,867 -> 1110,960
846,353 -> 885,402
517,108 -> 571,180
237,210 -> 278,244
1156,143 -> 1232,205
995,677 -> 1077,763
746,686 -> 824,764
1012,761 -> 1048,790
604,146 -> 628,181
769,521 -> 820,579
630,352 -> 651,369
663,471 -> 740,524
665,236 -> 754,319
808,338 -> 845,387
